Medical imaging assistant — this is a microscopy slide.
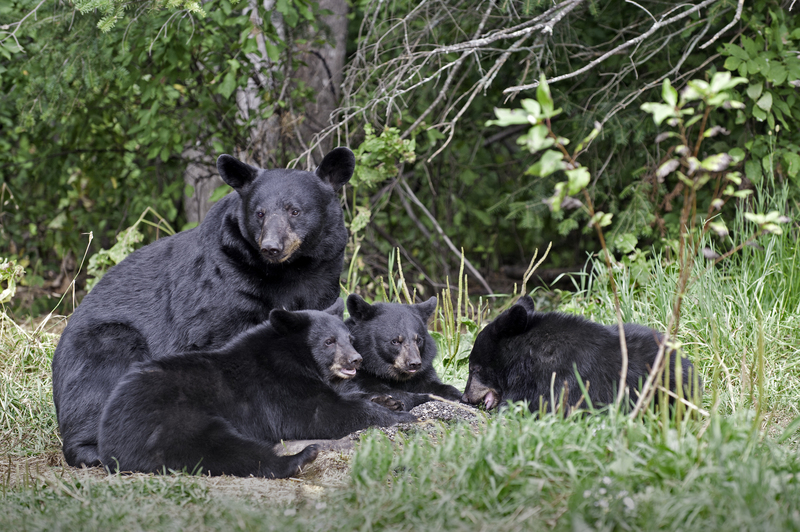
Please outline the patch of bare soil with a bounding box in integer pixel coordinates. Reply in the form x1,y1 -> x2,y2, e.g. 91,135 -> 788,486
1,399 -> 484,503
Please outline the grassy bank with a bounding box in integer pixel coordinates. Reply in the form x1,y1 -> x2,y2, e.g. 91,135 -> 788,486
2,194 -> 800,530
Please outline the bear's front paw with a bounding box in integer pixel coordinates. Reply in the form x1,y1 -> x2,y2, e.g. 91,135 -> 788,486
371,394 -> 405,411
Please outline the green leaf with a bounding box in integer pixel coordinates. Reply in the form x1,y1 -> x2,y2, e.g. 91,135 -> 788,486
746,83 -> 763,99
218,71 -> 237,99
47,212 -> 68,230
745,159 -> 762,184
612,233 -> 638,254
519,124 -> 554,153
723,56 -> 742,71
520,99 -> 542,118
536,74 -> 554,116
784,152 -> 800,178
565,167 -> 590,195
526,150 -> 565,177
588,211 -> 613,228
723,43 -> 750,61
349,205 -> 372,234
769,63 -> 787,85
756,92 -> 773,112
264,40 -> 281,62
640,102 -> 676,125
709,71 -> 747,93
728,148 -> 745,164
487,107 -> 531,127
662,78 -> 677,107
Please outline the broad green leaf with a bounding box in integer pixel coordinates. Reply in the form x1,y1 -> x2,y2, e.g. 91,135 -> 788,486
487,107 -> 531,126
612,233 -> 638,254
784,152 -> 800,178
349,205 -> 371,234
526,150 -> 565,177
769,63 -> 787,85
756,92 -> 773,112
723,56 -> 742,71
565,167 -> 590,195
746,83 -> 763,99
728,148 -> 745,165
218,71 -> 237,99
723,43 -> 749,61
520,99 -> 542,118
709,71 -> 747,93
745,159 -> 762,183
520,124 -> 554,153
640,102 -> 676,125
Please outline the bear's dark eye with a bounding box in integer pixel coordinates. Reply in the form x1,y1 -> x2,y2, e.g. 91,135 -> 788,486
324,337 -> 336,346
290,208 -> 301,217
391,338 -> 401,346
256,211 -> 265,219
415,336 -> 423,345
349,335 -> 355,344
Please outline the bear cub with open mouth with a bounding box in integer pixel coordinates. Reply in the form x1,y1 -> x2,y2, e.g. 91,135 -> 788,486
98,300 -> 415,478
462,296 -> 701,413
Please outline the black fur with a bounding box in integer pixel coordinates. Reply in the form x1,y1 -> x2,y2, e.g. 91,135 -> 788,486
98,300 -> 415,477
341,295 -> 462,411
53,148 -> 356,467
461,296 -> 702,413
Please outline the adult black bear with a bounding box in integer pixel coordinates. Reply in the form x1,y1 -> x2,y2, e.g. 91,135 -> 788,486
341,294 -> 462,411
98,300 -> 416,477
53,148 -> 356,467
461,296 -> 701,413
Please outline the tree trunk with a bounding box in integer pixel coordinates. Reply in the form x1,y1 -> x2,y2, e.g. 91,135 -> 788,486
183,0 -> 348,225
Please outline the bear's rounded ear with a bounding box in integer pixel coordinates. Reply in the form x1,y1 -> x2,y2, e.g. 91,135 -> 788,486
415,296 -> 437,322
515,295 -> 536,313
269,309 -> 307,335
315,147 -> 355,192
346,294 -> 376,321
217,154 -> 259,191
493,305 -> 529,337
323,298 -> 345,320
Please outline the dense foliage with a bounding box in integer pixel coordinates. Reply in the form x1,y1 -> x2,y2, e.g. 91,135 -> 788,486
1,0 -> 798,314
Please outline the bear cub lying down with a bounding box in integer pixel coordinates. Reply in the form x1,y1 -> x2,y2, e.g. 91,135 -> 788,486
98,300 -> 415,478
340,295 -> 462,411
462,296 -> 701,412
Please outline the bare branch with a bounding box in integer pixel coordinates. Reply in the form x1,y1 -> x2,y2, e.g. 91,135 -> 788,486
399,179 -> 494,295
699,0 -> 744,49
503,0 -> 723,93
0,0 -> 49,51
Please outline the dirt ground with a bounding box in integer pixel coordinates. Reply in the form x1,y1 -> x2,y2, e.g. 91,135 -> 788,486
2,401 -> 483,503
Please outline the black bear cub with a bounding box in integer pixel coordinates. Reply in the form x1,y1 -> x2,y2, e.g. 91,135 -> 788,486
342,294 -> 462,411
462,296 -> 701,413
53,148 -> 355,467
98,300 -> 416,478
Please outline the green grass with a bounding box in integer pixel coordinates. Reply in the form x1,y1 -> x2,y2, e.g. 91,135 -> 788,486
2,189 -> 800,530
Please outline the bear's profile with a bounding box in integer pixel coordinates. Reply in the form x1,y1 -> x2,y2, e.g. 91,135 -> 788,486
53,148 -> 356,467
461,296 -> 701,412
341,294 -> 462,411
98,300 -> 416,477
